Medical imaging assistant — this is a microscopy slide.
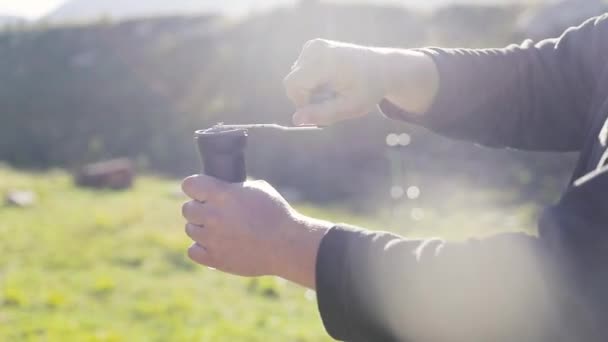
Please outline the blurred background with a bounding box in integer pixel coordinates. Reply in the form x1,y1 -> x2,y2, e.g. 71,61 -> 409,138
0,0 -> 606,341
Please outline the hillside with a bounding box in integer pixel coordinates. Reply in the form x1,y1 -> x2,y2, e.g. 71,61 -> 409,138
0,15 -> 26,26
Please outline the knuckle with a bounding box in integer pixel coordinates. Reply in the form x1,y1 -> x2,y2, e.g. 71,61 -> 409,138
305,111 -> 328,126
283,78 -> 299,97
180,176 -> 195,195
300,39 -> 328,61
305,38 -> 328,51
187,243 -> 207,265
283,73 -> 294,87
283,74 -> 307,106
182,200 -> 204,223
188,243 -> 196,258
185,223 -> 196,239
187,244 -> 197,260
181,201 -> 192,219
283,70 -> 303,91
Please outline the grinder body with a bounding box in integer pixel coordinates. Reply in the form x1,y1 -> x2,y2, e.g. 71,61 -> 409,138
195,128 -> 248,183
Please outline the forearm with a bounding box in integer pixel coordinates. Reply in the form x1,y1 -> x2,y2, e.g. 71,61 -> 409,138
272,214 -> 332,289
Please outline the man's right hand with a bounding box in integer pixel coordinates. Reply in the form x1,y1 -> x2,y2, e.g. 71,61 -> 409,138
284,39 -> 439,126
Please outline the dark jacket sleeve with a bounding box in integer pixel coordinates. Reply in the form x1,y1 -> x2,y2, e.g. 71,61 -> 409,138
379,14 -> 608,151
315,168 -> 608,342
316,227 -> 561,342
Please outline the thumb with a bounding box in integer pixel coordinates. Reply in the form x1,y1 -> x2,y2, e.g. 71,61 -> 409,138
181,174 -> 228,202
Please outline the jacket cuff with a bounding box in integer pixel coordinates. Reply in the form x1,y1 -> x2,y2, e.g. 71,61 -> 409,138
315,225 -> 360,340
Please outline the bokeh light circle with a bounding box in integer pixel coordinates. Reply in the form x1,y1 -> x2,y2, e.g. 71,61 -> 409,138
398,133 -> 411,146
386,134 -> 399,147
406,186 -> 420,199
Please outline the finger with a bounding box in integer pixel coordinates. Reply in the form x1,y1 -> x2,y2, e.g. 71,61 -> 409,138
185,223 -> 212,244
296,38 -> 331,66
284,65 -> 327,107
292,97 -> 367,126
187,243 -> 215,267
181,200 -> 221,227
181,174 -> 227,203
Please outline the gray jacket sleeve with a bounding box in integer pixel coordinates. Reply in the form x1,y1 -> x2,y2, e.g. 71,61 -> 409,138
379,14 -> 608,151
314,164 -> 608,342
316,227 -> 561,342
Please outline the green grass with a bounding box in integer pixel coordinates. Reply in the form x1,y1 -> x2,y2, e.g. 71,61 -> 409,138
0,167 -> 333,342
0,166 -> 544,341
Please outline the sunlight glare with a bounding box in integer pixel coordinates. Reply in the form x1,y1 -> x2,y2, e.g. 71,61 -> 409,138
0,0 -> 67,19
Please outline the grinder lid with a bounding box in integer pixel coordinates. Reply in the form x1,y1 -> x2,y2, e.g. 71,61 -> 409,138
195,125 -> 248,154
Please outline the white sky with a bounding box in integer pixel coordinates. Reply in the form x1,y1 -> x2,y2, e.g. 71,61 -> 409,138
0,0 -> 67,19
0,0 -> 545,19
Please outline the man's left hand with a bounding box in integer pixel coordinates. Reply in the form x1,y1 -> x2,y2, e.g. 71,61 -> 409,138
181,175 -> 331,288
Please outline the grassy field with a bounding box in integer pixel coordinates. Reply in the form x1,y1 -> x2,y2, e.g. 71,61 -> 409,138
0,166 -> 547,341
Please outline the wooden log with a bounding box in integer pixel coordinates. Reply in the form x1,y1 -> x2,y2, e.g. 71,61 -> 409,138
75,158 -> 135,190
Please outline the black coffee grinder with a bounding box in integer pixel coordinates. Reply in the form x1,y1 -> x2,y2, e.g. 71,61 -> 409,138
195,88 -> 334,183
195,123 -> 322,183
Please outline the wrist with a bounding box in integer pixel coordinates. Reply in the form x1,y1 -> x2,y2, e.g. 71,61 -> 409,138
271,214 -> 332,289
376,48 -> 439,115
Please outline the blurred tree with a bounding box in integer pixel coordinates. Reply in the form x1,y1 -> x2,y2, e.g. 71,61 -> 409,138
0,2 -> 577,204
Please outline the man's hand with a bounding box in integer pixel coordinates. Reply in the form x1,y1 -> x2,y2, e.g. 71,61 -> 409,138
181,175 -> 332,288
284,39 -> 439,126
